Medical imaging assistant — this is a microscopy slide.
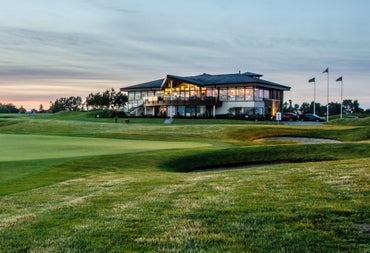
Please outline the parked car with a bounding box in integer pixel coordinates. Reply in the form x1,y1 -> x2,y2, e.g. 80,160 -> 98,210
302,113 -> 326,122
282,112 -> 299,121
345,115 -> 358,119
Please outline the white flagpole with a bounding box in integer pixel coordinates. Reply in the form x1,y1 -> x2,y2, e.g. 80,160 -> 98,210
309,77 -> 316,114
336,76 -> 343,119
340,77 -> 343,119
313,79 -> 316,115
323,68 -> 329,121
327,70 -> 329,121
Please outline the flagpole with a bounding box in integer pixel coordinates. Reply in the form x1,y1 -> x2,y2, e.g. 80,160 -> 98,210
323,68 -> 329,121
340,78 -> 343,119
313,79 -> 316,115
336,76 -> 343,119
327,69 -> 329,121
308,77 -> 316,114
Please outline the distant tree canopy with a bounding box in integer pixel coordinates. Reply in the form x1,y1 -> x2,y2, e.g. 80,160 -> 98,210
0,103 -> 19,113
283,99 -> 365,115
47,88 -> 127,113
85,88 -> 127,110
49,96 -> 83,113
1,93 -> 367,115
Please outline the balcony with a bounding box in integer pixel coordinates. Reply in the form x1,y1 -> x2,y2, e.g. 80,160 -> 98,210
143,96 -> 222,107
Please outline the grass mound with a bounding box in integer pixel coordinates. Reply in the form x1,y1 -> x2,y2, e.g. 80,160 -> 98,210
328,116 -> 370,126
161,143 -> 370,172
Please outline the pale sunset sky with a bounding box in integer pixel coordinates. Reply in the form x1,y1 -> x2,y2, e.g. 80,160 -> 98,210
1,0 -> 369,110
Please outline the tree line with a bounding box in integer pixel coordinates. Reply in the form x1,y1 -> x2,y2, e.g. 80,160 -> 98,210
1,88 -> 127,114
283,99 -> 366,115
1,92 -> 368,115
0,103 -> 26,114
48,88 -> 127,113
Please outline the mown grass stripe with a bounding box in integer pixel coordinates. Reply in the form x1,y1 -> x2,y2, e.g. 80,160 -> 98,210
0,134 -> 210,161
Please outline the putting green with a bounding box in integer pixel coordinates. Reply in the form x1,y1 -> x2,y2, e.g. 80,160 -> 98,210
0,134 -> 210,162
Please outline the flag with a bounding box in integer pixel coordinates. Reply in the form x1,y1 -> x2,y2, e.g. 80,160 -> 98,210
336,76 -> 343,82
308,77 -> 315,83
322,68 -> 329,73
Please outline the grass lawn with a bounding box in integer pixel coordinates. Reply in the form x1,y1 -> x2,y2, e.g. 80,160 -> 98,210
0,113 -> 369,252
0,134 -> 210,161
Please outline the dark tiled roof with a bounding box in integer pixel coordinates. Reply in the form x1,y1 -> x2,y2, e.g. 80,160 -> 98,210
121,78 -> 164,91
122,72 -> 290,91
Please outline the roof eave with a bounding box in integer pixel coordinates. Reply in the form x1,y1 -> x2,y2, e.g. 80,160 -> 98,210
161,74 -> 204,88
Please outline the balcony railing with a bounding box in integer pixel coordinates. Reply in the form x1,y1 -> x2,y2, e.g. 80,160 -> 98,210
143,96 -> 222,106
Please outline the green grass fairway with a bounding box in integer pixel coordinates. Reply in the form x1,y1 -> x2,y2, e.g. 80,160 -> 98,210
0,134 -> 210,161
0,113 -> 369,252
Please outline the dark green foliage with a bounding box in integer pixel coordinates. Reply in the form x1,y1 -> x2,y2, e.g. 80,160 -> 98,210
161,143 -> 370,172
49,96 -> 83,112
85,88 -> 127,110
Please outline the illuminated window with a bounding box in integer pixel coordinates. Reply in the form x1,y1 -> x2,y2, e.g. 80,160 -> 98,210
254,88 -> 263,101
134,91 -> 141,100
206,88 -> 213,97
245,88 -> 252,100
220,88 -> 228,101
128,92 -> 135,100
236,87 -> 245,101
229,88 -> 236,101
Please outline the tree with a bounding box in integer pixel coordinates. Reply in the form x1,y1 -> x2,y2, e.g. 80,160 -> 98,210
86,92 -> 102,109
353,100 -> 364,113
19,106 -> 26,114
299,102 -> 311,114
112,90 -> 128,109
0,105 -> 10,113
342,99 -> 364,114
101,89 -> 111,109
49,96 -> 82,113
283,100 -> 300,114
49,98 -> 66,113
0,103 -> 19,113
85,88 -> 127,110
329,102 -> 341,115
65,96 -> 82,111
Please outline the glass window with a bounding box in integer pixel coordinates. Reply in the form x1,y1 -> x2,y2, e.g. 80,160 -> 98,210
197,106 -> 206,117
213,88 -> 219,98
172,90 -> 180,99
254,88 -> 263,101
189,90 -> 199,98
245,88 -> 252,100
236,87 -> 245,101
128,92 -> 135,101
177,106 -> 185,116
186,107 -> 196,117
229,88 -> 236,101
135,91 -> 141,100
156,90 -> 164,98
206,88 -> 212,97
255,107 -> 264,115
220,88 -> 228,101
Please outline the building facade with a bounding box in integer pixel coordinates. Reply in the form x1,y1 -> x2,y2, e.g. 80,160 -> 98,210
121,72 -> 291,119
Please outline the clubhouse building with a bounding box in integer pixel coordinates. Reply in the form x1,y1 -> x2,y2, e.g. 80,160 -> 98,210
121,72 -> 291,119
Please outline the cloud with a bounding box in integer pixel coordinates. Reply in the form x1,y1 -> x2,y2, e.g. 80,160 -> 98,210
86,0 -> 139,14
0,0 -> 369,110
0,27 -> 127,79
